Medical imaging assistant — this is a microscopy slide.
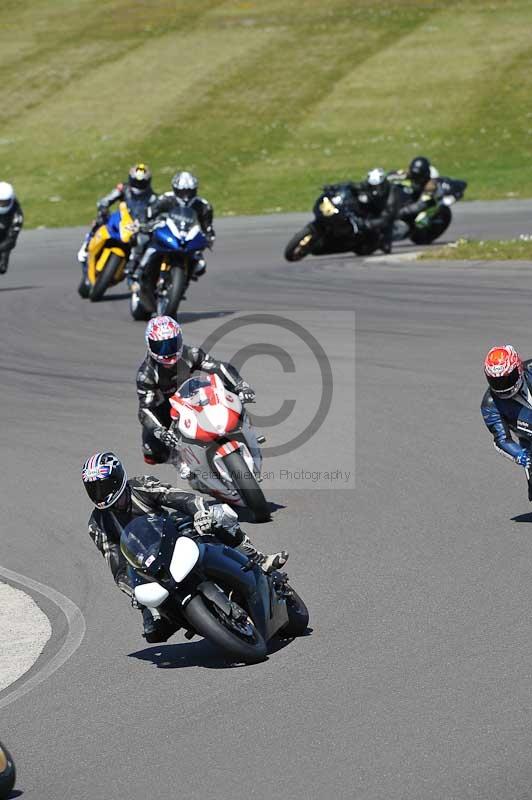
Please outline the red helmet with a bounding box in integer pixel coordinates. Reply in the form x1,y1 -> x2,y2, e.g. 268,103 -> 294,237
484,344 -> 524,399
145,316 -> 183,366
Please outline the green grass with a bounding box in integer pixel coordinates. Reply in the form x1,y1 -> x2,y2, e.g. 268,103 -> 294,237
419,237 -> 532,261
2,0 -> 532,226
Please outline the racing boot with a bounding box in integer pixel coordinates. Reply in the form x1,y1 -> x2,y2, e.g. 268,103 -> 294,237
141,607 -> 176,643
190,253 -> 206,281
237,535 -> 289,575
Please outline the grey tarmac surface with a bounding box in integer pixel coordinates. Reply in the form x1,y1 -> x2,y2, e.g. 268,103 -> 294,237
2,200 -> 532,799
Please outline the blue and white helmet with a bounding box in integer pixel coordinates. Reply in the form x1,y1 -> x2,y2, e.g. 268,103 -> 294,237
171,171 -> 198,205
81,452 -> 127,509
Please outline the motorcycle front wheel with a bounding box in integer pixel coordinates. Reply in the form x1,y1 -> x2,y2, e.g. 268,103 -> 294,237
183,594 -> 267,663
90,252 -> 123,302
284,224 -> 315,261
222,451 -> 270,522
157,267 -> 187,318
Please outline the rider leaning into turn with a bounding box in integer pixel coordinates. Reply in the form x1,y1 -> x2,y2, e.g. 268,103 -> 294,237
387,156 -> 440,223
0,182 -> 24,275
137,315 -> 255,470
78,163 -> 157,277
133,171 -> 215,283
82,451 -> 288,643
351,168 -> 402,253
481,344 -> 532,500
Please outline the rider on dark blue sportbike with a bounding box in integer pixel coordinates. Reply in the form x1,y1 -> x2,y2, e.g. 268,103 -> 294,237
481,344 -> 532,500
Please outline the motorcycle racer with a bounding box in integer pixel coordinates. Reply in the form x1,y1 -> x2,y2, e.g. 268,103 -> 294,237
82,452 -> 288,643
481,344 -> 532,500
353,168 -> 402,253
137,316 -> 255,470
0,182 -> 24,275
388,156 -> 440,222
133,171 -> 214,283
77,164 -> 156,278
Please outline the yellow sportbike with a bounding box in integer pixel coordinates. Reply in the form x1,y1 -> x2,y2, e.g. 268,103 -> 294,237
85,202 -> 137,302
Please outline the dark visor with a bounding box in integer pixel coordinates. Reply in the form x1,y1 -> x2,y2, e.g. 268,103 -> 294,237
85,474 -> 122,504
130,177 -> 149,190
488,367 -> 520,392
0,199 -> 11,207
150,337 -> 179,357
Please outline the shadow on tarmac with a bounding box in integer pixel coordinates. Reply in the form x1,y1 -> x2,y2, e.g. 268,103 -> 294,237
128,630 -> 309,670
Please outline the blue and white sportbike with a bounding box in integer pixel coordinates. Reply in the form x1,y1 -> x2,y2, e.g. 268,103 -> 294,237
130,206 -> 208,320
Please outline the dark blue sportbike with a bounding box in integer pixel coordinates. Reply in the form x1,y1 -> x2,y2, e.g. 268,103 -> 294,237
130,206 -> 208,320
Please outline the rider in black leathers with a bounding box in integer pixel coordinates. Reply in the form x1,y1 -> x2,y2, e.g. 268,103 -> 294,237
388,156 -> 439,222
134,171 -> 215,282
82,453 -> 287,643
0,183 -> 24,275
138,316 -> 255,467
350,168 -> 403,253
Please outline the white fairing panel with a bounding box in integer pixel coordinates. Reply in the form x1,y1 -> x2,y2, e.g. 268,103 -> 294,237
170,537 -> 200,583
135,583 -> 170,608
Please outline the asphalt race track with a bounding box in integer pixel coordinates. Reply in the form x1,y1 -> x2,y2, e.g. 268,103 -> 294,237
2,200 -> 532,799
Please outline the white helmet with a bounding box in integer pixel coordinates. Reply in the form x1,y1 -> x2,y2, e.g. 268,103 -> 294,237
171,171 -> 198,205
0,182 -> 15,215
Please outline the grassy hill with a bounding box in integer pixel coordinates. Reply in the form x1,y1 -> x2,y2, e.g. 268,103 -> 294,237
1,0 -> 532,226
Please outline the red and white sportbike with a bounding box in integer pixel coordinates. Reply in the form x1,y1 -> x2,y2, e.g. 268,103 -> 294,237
169,373 -> 270,522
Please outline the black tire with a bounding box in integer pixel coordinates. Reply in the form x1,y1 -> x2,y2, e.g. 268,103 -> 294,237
183,593 -> 267,663
284,224 -> 315,261
130,290 -> 151,321
0,741 -> 16,800
222,451 -> 270,522
90,252 -> 123,302
157,268 -> 187,317
279,586 -> 309,637
410,206 -> 452,245
78,276 -> 90,298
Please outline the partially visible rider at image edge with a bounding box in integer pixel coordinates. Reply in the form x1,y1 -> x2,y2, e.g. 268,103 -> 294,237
134,170 -> 215,282
137,315 -> 256,472
0,182 -> 24,275
81,452 -> 288,643
77,163 -> 156,275
481,344 -> 532,500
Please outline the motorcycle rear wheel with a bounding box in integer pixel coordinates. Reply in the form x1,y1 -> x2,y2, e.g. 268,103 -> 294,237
223,451 -> 270,522
183,594 -> 267,663
279,585 -> 309,638
410,206 -> 452,245
284,224 -> 315,261
90,252 -> 123,302
157,268 -> 187,318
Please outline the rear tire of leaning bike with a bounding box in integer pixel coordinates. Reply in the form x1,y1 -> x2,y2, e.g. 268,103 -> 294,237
183,594 -> 267,664
223,451 -> 271,522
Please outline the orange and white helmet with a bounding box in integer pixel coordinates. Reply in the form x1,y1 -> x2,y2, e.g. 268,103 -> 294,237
484,345 -> 524,399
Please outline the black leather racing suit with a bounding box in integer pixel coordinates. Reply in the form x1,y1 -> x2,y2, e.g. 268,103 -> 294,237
88,476 -> 272,595
481,361 -> 532,497
138,192 -> 215,280
388,171 -> 440,220
137,344 -> 244,463
0,198 -> 24,274
352,181 -> 402,249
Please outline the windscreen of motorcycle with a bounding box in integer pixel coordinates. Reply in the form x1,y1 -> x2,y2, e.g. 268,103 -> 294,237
121,514 -> 165,570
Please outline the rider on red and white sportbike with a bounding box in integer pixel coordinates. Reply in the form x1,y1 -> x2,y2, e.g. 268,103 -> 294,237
168,371 -> 270,521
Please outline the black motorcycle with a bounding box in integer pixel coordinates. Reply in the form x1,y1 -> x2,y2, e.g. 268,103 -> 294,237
393,175 -> 467,245
121,513 -> 309,664
284,183 -> 382,261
